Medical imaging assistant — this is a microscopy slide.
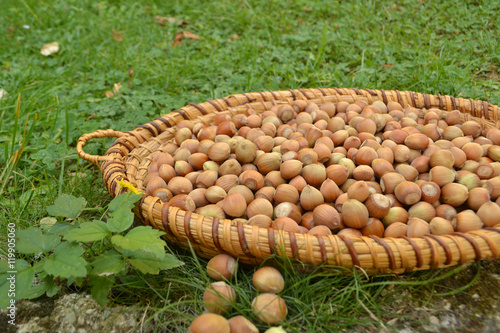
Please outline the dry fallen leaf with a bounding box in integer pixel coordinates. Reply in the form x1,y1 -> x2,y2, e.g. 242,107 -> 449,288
112,29 -> 123,42
172,30 -> 200,47
105,82 -> 122,98
153,16 -> 189,26
7,26 -> 16,38
128,67 -> 134,78
113,82 -> 122,94
182,30 -> 200,40
172,32 -> 184,47
227,34 -> 240,43
40,42 -> 60,56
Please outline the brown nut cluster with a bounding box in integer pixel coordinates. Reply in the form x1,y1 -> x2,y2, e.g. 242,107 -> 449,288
142,100 -> 500,239
189,254 -> 288,331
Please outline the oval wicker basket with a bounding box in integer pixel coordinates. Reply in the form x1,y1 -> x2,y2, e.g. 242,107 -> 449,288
77,88 -> 500,274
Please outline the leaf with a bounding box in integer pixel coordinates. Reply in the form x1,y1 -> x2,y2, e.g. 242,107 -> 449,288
47,222 -> 78,237
172,30 -> 200,47
43,242 -> 87,278
182,30 -> 200,40
24,282 -> 49,300
107,205 -> 134,233
40,42 -> 60,56
64,220 -> 109,242
108,192 -> 142,212
91,250 -> 126,276
111,29 -> 123,42
46,194 -> 87,219
0,261 -> 14,309
0,259 -> 34,305
39,217 -> 57,230
13,259 -> 35,300
111,226 -> 166,255
16,227 -> 61,254
113,82 -> 122,94
153,16 -> 188,26
45,281 -> 62,297
89,275 -> 115,306
172,32 -> 184,47
127,251 -> 183,274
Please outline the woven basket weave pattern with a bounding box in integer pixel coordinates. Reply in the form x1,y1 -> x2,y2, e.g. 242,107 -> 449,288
77,88 -> 500,274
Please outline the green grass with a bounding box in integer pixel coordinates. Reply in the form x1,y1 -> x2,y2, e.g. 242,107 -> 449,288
1,0 -> 500,331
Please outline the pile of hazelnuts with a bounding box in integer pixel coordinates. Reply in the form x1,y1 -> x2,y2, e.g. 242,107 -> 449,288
142,98 -> 500,239
188,254 -> 287,333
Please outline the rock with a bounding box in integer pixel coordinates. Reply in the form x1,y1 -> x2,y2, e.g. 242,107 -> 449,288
0,294 -> 139,333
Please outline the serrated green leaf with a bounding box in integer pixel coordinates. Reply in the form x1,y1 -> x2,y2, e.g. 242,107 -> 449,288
39,217 -> 57,230
89,275 -> 115,306
47,222 -> 77,237
43,242 -> 87,278
108,192 -> 142,212
0,260 -> 35,306
127,251 -> 183,274
45,281 -> 62,297
64,220 -> 109,242
111,226 -> 166,256
0,260 -> 10,273
91,250 -> 126,276
46,194 -> 87,219
24,282 -> 49,300
14,260 -> 35,300
0,261 -> 14,309
74,277 -> 85,287
106,205 -> 134,233
16,227 -> 61,254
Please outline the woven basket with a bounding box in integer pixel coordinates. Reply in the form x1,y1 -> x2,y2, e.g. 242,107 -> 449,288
77,88 -> 500,274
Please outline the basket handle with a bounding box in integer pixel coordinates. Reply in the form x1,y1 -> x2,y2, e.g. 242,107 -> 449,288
77,129 -> 125,165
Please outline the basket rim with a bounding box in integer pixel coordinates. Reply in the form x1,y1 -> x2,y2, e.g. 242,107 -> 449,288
77,87 -> 500,274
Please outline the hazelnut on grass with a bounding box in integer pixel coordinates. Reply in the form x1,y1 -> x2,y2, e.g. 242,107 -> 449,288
228,315 -> 259,333
207,254 -> 238,281
252,266 -> 285,293
203,281 -> 237,315
252,293 -> 288,325
188,313 -> 230,333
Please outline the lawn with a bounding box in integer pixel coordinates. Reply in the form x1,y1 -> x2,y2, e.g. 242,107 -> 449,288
1,0 -> 500,331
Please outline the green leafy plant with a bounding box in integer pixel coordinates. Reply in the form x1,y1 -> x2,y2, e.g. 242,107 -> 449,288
0,191 -> 183,308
